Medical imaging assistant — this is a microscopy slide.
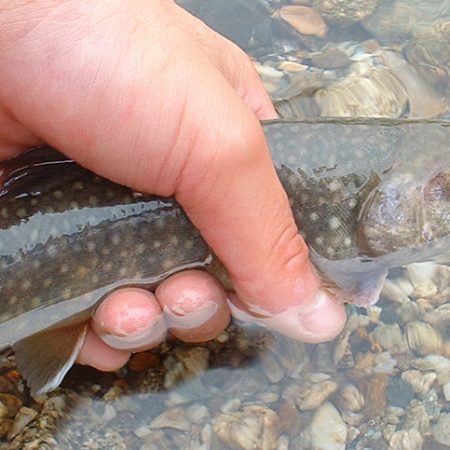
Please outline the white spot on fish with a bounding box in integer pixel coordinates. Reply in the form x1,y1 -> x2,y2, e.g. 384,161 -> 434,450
43,278 -> 53,288
16,208 -> 27,218
88,195 -> 99,206
328,180 -> 342,192
20,279 -> 31,291
329,216 -> 341,230
136,243 -> 146,255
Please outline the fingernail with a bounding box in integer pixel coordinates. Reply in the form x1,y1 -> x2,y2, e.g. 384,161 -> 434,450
299,289 -> 346,339
96,315 -> 167,352
163,301 -> 218,329
228,289 -> 346,343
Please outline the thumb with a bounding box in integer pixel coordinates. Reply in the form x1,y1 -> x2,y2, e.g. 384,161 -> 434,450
175,68 -> 346,342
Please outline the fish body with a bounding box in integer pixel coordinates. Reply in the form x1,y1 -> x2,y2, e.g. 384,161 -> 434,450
1,118 -> 450,394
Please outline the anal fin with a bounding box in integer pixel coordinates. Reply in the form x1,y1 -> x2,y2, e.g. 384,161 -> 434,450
13,322 -> 88,396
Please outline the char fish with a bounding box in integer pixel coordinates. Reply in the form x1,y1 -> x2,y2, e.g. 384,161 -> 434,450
1,118 -> 450,395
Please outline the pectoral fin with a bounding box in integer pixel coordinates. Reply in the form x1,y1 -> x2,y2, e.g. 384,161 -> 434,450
13,322 -> 88,396
310,249 -> 388,307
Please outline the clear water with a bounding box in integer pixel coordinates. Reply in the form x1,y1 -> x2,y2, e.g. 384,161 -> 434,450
2,1 -> 450,449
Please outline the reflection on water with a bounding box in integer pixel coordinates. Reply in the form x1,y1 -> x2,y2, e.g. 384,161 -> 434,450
2,1 -> 450,449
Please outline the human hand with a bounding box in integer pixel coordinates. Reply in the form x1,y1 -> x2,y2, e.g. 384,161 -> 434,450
0,1 -> 346,371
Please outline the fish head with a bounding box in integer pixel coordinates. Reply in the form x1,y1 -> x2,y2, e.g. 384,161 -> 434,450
358,165 -> 450,258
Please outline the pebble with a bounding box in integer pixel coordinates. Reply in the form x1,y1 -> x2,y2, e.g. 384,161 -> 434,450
362,374 -> 388,418
306,402 -> 347,450
443,381 -> 450,401
402,370 -> 436,396
278,5 -> 328,38
404,401 -> 431,437
433,413 -> 450,446
389,428 -> 423,450
336,383 -> 364,412
299,380 -> 338,410
128,352 -> 160,372
213,404 -> 279,450
0,394 -> 22,419
371,324 -> 408,354
149,407 -> 192,432
405,321 -> 444,355
7,407 -> 37,440
277,401 -> 301,435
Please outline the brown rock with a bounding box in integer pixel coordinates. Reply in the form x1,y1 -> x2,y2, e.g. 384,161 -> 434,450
128,352 -> 161,373
277,401 -> 301,435
361,374 -> 388,418
0,394 -> 22,418
278,5 -> 328,38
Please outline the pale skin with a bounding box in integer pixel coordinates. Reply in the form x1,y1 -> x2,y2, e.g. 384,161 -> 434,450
0,1 -> 346,372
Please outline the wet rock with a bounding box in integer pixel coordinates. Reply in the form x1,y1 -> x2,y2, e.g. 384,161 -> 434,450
423,389 -> 441,422
299,380 -> 338,411
373,352 -> 397,375
384,406 -> 405,425
278,5 -> 328,38
404,401 -> 431,437
433,413 -> 450,446
277,401 -> 302,435
213,404 -> 279,450
313,343 -> 335,374
411,355 -> 450,384
0,394 -> 22,419
443,381 -> 450,401
406,262 -> 440,297
389,428 -> 423,450
149,407 -> 192,432
306,402 -> 347,450
401,370 -> 436,396
314,0 -> 379,24
313,55 -> 409,118
128,352 -> 160,373
424,304 -> 450,327
334,332 -> 355,369
336,383 -> 364,413
371,324 -> 408,354
362,374 -> 388,418
259,352 -> 285,384
362,0 -> 417,45
7,407 -> 37,441
405,321 -> 443,355
174,347 -> 210,375
382,278 -> 413,304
